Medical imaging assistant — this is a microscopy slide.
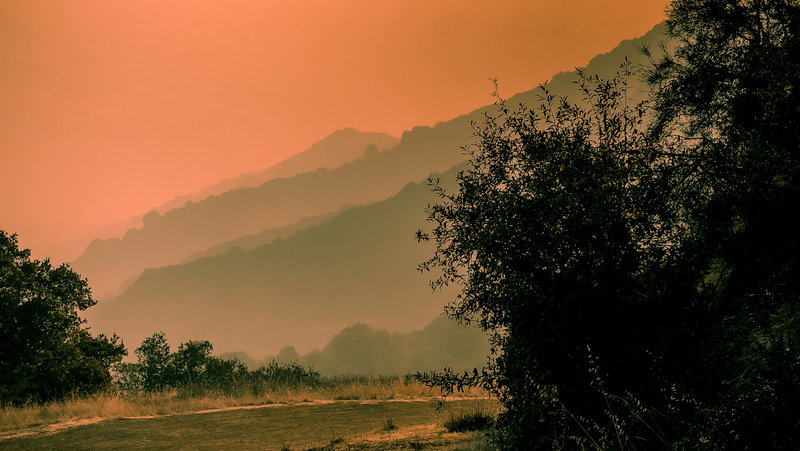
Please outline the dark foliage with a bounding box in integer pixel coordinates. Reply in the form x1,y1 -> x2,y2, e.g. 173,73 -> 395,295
644,0 -> 800,446
115,332 -> 323,395
443,410 -> 495,433
0,230 -> 126,405
420,65 -> 683,448
418,0 -> 800,447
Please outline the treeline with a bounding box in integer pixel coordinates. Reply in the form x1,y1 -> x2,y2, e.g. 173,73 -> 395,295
115,332 -> 324,395
1,225 -> 487,406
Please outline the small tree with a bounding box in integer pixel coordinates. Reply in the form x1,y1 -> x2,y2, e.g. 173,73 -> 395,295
118,333 -> 250,393
134,332 -> 173,392
173,340 -> 213,385
0,230 -> 126,404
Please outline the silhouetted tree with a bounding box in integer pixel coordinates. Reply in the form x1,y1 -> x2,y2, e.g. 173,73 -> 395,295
419,67 -> 680,447
0,230 -> 126,405
172,340 -> 213,384
133,332 -> 173,392
115,333 -> 320,394
645,0 -> 800,446
419,0 -> 800,447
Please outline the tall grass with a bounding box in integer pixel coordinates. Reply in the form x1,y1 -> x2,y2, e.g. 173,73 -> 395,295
442,401 -> 497,433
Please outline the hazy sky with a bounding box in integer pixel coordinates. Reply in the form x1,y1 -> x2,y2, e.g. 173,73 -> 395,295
0,0 -> 668,259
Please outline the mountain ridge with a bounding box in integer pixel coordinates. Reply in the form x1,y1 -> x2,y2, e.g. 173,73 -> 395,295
152,128 -> 399,215
73,24 -> 665,300
85,24 -> 668,357
87,167 -> 464,357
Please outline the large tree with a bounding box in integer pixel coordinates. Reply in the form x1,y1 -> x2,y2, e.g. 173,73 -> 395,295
647,0 -> 800,446
419,0 -> 800,447
418,68 -> 686,447
0,230 -> 126,404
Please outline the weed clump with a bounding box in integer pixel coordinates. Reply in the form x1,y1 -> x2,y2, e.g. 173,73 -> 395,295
443,408 -> 495,432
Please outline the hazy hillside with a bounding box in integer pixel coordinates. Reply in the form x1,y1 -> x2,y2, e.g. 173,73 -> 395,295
37,129 -> 395,264
301,317 -> 489,375
85,25 -> 667,356
88,167 -> 463,357
105,210 -> 346,297
154,128 -> 399,214
178,208 -> 343,264
73,131 -> 428,299
220,316 -> 489,376
72,24 -> 664,300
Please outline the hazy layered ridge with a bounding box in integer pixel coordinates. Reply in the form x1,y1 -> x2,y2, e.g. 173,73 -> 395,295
70,24 -> 664,301
152,128 -> 400,215
41,129 -> 397,265
72,125 -> 466,299
106,210 -> 346,297
72,130 -> 426,299
83,25 -> 666,358
88,168 -> 463,357
177,209 -> 343,264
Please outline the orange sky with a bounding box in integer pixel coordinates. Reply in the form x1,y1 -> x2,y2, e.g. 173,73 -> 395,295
0,0 -> 669,261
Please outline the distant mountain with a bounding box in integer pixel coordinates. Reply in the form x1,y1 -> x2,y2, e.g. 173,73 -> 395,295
299,316 -> 489,376
219,316 -> 489,376
153,128 -> 399,214
87,166 -> 464,357
72,130 -> 422,299
36,129 -> 395,265
104,209 -> 346,298
177,208 -> 343,264
85,24 -> 668,355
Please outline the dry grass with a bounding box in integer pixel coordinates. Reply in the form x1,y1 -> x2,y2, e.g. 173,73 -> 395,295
310,419 -> 497,450
0,380 -> 488,438
318,398 -> 499,450
3,397 -> 499,449
443,402 -> 497,432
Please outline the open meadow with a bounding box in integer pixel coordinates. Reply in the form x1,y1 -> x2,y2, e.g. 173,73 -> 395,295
0,380 -> 497,450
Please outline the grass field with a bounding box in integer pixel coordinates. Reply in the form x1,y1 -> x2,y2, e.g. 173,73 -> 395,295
1,380 -> 496,449
1,398 -> 496,450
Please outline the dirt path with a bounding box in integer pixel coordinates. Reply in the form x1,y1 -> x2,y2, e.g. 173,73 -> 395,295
0,398 -> 493,450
